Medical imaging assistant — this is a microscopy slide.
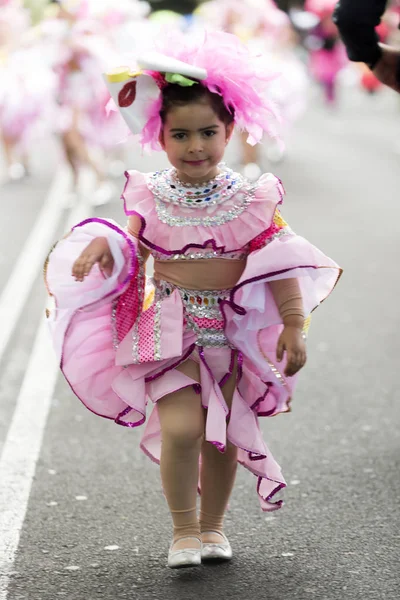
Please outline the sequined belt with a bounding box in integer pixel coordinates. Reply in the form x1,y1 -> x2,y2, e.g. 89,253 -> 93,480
155,279 -> 234,348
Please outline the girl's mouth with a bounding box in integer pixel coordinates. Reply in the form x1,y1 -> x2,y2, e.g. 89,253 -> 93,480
184,160 -> 207,166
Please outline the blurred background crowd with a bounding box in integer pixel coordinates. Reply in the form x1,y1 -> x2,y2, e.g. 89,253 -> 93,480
1,0 -> 399,201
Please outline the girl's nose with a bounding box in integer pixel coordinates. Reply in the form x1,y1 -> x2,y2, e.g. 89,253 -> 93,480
188,136 -> 204,153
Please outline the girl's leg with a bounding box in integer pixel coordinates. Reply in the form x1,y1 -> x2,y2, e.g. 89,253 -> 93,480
157,360 -> 204,551
324,77 -> 336,105
2,134 -> 14,169
199,356 -> 238,544
61,131 -> 80,189
62,126 -> 103,189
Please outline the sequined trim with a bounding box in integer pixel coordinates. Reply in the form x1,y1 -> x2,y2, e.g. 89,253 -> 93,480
155,279 -> 233,348
187,318 -> 231,348
154,186 -> 256,227
267,226 -> 293,244
256,325 -> 308,383
131,253 -> 145,363
111,301 -> 119,350
131,318 -> 140,363
110,252 -> 145,358
155,280 -> 229,319
153,299 -> 162,361
151,248 -> 248,261
147,164 -> 246,210
257,330 -> 288,388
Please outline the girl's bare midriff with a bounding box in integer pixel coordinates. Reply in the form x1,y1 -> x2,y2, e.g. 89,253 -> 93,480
154,258 -> 247,291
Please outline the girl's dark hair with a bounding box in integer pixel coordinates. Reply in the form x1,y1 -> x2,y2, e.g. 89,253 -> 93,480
160,83 -> 235,126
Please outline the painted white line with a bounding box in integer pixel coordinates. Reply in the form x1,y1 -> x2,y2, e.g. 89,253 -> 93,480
0,154 -> 8,187
0,174 -> 95,599
0,166 -> 70,364
0,318 -> 58,597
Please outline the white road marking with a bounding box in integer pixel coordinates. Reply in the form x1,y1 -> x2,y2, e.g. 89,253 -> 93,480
0,166 -> 70,364
0,318 -> 60,596
0,170 -> 95,599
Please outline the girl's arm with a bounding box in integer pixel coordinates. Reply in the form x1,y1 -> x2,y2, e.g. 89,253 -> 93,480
72,216 -> 148,282
268,278 -> 307,377
268,278 -> 304,330
72,236 -> 114,282
127,215 -> 151,262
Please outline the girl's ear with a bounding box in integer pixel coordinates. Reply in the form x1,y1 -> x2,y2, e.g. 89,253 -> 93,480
159,129 -> 165,149
225,122 -> 234,144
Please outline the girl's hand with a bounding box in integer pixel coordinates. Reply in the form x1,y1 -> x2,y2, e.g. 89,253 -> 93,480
276,326 -> 307,377
72,237 -> 114,281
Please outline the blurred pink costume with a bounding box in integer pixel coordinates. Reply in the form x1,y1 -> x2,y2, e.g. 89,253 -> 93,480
0,1 -> 55,149
305,0 -> 347,103
45,166 -> 341,511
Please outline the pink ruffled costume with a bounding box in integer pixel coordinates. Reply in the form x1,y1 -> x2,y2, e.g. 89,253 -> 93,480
45,167 -> 341,511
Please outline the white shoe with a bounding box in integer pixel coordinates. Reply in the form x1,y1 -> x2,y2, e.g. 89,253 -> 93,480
91,181 -> 116,206
167,537 -> 202,569
201,531 -> 232,561
8,163 -> 26,181
107,159 -> 126,178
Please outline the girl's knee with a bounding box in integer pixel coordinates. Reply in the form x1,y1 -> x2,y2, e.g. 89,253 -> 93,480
162,418 -> 204,449
158,390 -> 204,449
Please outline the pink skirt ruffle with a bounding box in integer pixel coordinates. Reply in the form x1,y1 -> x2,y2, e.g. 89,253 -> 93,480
45,219 -> 341,511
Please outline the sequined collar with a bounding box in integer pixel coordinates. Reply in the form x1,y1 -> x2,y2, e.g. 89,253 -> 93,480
147,164 -> 246,209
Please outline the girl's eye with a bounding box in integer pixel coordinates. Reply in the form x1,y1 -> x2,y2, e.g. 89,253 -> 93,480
203,130 -> 216,137
172,132 -> 187,140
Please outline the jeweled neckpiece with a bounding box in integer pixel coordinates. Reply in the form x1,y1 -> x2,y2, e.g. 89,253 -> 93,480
147,163 -> 245,209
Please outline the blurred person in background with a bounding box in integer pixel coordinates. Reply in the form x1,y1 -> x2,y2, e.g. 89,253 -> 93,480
33,0 -> 148,203
194,0 -> 308,176
0,0 -> 34,180
44,1 -> 119,204
333,0 -> 400,93
304,0 -> 347,106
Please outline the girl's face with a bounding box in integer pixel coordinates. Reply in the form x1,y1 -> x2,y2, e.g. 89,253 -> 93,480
160,98 -> 234,184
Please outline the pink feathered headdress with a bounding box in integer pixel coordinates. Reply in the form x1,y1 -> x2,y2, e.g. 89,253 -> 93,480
105,29 -> 282,152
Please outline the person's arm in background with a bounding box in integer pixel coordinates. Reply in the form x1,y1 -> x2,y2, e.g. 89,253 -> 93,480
333,0 -> 386,67
333,0 -> 400,92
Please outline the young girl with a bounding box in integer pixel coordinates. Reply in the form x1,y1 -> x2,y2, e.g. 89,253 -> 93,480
44,30 -> 341,569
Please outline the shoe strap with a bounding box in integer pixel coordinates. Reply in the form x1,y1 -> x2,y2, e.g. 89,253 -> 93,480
201,531 -> 228,542
170,536 -> 202,550
173,536 -> 201,543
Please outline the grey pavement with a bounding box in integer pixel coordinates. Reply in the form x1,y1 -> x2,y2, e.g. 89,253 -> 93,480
1,85 -> 400,600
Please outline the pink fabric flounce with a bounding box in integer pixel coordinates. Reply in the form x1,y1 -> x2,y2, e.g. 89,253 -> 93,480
45,218 -> 138,363
223,234 -> 342,415
122,170 -> 283,252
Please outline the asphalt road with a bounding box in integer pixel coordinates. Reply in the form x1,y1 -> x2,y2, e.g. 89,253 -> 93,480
1,84 -> 400,600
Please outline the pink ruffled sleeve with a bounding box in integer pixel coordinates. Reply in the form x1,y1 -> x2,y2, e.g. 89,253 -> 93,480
45,218 -> 140,362
122,170 -> 154,218
121,170 -> 284,253
223,208 -> 342,416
